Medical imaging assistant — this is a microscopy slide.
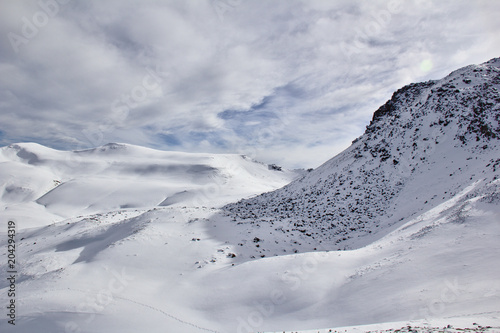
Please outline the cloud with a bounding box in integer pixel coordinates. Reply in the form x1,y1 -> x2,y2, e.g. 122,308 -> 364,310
1,0 -> 500,168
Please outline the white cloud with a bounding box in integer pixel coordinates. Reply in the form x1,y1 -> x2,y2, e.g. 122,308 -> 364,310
1,0 -> 500,168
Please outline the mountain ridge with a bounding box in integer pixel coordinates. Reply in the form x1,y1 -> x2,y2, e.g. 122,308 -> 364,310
220,57 -> 500,257
0,142 -> 298,227
0,59 -> 499,332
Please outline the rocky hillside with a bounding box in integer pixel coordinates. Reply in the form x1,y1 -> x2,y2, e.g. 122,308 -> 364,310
221,57 -> 500,257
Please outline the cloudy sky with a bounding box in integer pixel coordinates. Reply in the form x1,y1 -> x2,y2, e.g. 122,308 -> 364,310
1,0 -> 499,168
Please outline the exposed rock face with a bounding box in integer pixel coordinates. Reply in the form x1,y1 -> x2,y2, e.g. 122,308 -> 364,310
222,58 -> 500,256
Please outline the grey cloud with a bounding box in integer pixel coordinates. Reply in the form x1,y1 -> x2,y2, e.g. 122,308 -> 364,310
1,0 -> 500,168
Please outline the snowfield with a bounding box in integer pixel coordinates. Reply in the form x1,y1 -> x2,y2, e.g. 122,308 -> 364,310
0,142 -> 298,227
0,58 -> 499,333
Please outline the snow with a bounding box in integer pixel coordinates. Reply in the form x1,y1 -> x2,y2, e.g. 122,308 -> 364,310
1,177 -> 498,332
0,58 -> 499,333
0,142 -> 298,227
222,56 -> 500,256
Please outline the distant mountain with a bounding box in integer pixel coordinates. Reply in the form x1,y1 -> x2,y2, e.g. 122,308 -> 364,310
222,57 -> 500,257
0,142 -> 297,227
1,61 -> 499,333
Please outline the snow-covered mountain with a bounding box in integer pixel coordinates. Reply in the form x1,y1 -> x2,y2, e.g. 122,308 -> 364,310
0,59 -> 499,333
0,142 -> 298,228
221,57 -> 500,257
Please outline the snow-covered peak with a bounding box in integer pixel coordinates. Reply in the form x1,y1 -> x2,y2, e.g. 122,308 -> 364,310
0,59 -> 499,333
221,57 -> 500,258
0,142 -> 65,164
74,142 -> 130,155
0,143 -> 298,227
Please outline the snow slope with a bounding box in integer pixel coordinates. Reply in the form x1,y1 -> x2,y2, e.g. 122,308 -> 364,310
222,57 -> 500,258
0,168 -> 498,333
0,58 -> 499,333
0,142 -> 298,227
